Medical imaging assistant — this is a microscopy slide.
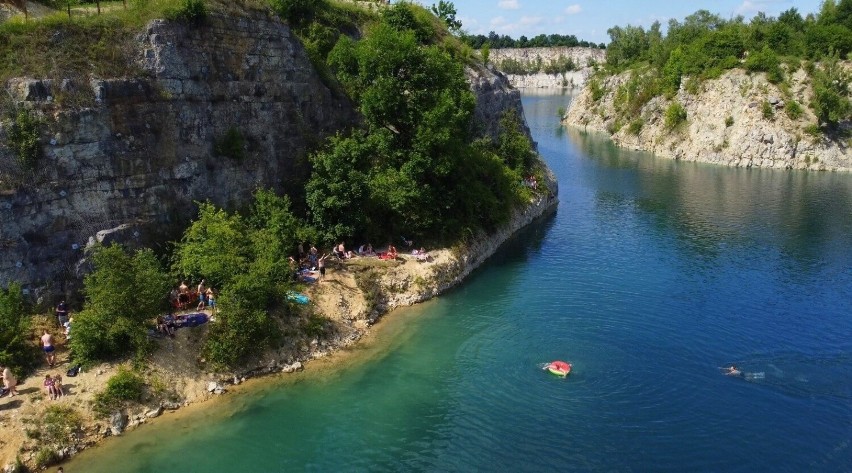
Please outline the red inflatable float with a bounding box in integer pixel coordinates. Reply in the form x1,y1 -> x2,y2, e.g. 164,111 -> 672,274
546,361 -> 572,377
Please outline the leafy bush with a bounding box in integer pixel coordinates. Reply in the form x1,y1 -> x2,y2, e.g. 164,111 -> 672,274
627,118 -> 644,135
165,0 -> 207,24
93,368 -> 144,415
725,116 -> 734,127
270,0 -> 324,26
35,447 -> 60,469
6,109 -> 42,171
810,55 -> 851,127
213,127 -> 245,161
745,46 -> 783,84
785,100 -> 803,120
0,283 -> 36,377
589,78 -> 606,102
762,100 -> 775,120
664,101 -> 687,130
38,405 -> 81,447
70,245 -> 170,365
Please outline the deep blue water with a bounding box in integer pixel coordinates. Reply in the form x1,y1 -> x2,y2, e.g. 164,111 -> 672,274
69,91 -> 852,472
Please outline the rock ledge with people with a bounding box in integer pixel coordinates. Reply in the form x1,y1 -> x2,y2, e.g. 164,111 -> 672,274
0,179 -> 557,470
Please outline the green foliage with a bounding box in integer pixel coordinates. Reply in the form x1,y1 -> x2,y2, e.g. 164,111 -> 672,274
745,46 -> 783,83
382,2 -> 434,44
213,127 -> 245,161
804,123 -> 823,138
38,405 -> 81,447
203,272 -> 276,367
270,0 -> 323,26
6,109 -> 42,171
785,100 -> 804,119
0,283 -> 35,378
762,100 -> 775,120
809,54 -> 851,127
70,244 -> 170,365
497,109 -> 535,172
173,202 -> 252,287
627,118 -> 644,135
725,116 -> 734,127
93,368 -> 144,415
165,0 -> 207,24
613,70 -> 660,117
317,11 -> 523,244
430,0 -> 461,32
481,43 -> 490,65
589,78 -> 606,102
35,447 -> 60,469
664,101 -> 688,130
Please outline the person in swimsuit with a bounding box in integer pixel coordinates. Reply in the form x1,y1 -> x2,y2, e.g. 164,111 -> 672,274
44,374 -> 57,400
725,365 -> 742,376
41,330 -> 56,367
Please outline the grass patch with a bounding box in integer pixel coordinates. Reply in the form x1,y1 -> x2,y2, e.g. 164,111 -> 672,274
93,368 -> 144,416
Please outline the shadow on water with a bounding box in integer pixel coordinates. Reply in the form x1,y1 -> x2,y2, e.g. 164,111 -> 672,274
565,127 -> 852,272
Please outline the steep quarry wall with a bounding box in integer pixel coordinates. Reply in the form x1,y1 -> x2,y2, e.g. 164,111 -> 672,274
0,10 -> 532,299
564,68 -> 851,171
490,47 -> 605,89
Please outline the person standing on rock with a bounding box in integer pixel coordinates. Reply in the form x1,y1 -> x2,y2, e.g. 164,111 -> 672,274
41,330 -> 56,367
55,300 -> 69,328
318,254 -> 328,281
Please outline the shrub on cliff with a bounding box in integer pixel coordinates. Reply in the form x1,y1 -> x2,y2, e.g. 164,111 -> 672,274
165,0 -> 207,24
70,245 -> 170,365
664,101 -> 688,130
6,109 -> 42,172
0,283 -> 37,377
93,368 -> 144,416
810,54 -> 851,128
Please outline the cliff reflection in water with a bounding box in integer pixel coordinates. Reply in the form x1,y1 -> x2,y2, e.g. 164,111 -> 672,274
564,127 -> 852,271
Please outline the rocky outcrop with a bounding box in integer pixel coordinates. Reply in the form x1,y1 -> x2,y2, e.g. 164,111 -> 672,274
0,9 -> 535,298
564,67 -> 851,170
490,47 -> 605,89
467,64 -> 531,141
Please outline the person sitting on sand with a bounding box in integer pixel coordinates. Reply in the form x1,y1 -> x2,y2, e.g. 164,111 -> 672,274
52,374 -> 64,398
387,244 -> 398,259
1,365 -> 18,397
44,374 -> 57,400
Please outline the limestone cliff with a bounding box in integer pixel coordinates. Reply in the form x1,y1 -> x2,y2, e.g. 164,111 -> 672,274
564,68 -> 851,170
0,10 -> 532,298
490,47 -> 605,89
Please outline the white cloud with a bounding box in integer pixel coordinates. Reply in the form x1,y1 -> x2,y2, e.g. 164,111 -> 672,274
735,0 -> 786,15
498,0 -> 520,10
564,4 -> 582,15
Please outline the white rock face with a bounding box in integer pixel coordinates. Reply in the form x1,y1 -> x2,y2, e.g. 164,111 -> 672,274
564,67 -> 851,170
490,47 -> 606,89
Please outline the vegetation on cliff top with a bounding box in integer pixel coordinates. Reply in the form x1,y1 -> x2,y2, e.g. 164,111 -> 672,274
593,1 -> 851,131
1,1 -> 546,373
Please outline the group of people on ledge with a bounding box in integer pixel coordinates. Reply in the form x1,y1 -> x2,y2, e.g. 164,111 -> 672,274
170,279 -> 217,313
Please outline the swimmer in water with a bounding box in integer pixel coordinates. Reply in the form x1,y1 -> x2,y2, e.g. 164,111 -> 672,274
725,365 -> 742,377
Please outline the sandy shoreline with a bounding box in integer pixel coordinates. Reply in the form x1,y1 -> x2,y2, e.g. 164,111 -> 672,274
0,190 -> 557,470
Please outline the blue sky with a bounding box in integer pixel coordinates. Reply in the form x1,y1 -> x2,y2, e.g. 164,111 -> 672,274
438,0 -> 825,44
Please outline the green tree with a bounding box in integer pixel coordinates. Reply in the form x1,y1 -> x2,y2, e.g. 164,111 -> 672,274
431,1 -> 461,32
0,283 -> 35,377
173,202 -> 252,288
70,245 -> 170,365
811,54 -> 851,127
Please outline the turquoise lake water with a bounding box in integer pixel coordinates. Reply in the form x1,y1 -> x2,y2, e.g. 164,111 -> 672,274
68,91 -> 852,472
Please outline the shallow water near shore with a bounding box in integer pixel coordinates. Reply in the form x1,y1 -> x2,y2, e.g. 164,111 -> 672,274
67,90 -> 852,472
